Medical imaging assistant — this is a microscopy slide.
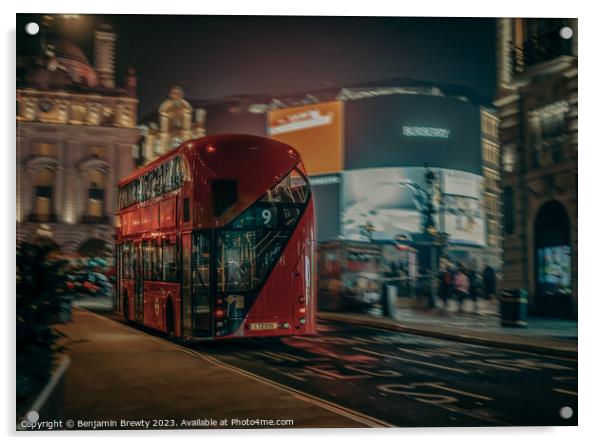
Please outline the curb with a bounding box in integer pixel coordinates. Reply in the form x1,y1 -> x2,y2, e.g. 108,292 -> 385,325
319,313 -> 577,360
17,355 -> 71,430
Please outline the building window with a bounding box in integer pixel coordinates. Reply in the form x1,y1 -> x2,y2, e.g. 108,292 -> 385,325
32,168 -> 55,222
529,101 -> 568,166
482,140 -> 499,166
87,170 -> 105,219
485,194 -> 498,213
484,167 -> 500,192
481,113 -> 499,139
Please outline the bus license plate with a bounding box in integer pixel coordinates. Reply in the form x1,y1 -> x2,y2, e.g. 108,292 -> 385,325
249,322 -> 278,330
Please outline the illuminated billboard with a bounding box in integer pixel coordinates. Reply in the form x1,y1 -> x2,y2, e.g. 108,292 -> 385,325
341,167 -> 485,246
344,95 -> 482,174
267,101 -> 343,176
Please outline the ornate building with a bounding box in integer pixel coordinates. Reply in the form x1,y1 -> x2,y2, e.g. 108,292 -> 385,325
138,86 -> 205,164
495,18 -> 577,318
17,18 -> 140,256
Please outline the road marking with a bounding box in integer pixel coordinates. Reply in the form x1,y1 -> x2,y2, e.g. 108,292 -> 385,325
353,347 -> 469,374
325,318 -> 578,363
458,359 -> 521,372
553,388 -> 578,397
377,384 -> 507,426
425,382 -> 493,401
81,309 -> 394,428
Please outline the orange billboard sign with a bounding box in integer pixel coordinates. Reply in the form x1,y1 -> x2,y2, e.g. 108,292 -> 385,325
267,101 -> 343,176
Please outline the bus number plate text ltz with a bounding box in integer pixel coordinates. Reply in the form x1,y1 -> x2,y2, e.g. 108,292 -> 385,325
249,322 -> 278,330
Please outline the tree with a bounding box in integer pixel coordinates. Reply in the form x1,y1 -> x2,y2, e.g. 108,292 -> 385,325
16,242 -> 67,410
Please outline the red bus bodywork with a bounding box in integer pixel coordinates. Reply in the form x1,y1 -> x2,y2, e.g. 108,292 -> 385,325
115,135 -> 316,339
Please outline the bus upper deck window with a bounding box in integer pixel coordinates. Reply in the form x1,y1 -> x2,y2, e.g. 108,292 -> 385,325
211,179 -> 238,217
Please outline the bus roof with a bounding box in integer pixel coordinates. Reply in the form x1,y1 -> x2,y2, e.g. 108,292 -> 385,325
118,134 -> 300,187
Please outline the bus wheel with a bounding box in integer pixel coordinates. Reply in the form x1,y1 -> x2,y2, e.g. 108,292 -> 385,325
123,292 -> 129,322
166,298 -> 175,338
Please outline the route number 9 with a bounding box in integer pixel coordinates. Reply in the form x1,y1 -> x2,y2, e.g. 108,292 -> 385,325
261,209 -> 272,225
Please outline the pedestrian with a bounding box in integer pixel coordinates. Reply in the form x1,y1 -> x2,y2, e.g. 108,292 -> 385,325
454,265 -> 470,312
438,267 -> 453,308
468,267 -> 479,312
482,265 -> 496,299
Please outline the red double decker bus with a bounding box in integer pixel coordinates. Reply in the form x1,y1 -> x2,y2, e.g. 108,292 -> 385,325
115,134 -> 316,339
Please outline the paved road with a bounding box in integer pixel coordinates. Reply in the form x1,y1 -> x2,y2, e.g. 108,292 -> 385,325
103,312 -> 577,427
191,320 -> 578,427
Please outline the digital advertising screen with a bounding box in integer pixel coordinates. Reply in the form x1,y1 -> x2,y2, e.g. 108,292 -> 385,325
267,101 -> 343,175
341,167 -> 485,246
537,245 -> 572,296
344,94 -> 482,174
308,174 -> 341,242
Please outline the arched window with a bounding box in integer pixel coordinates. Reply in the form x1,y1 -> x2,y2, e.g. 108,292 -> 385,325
86,170 -> 106,220
32,168 -> 55,222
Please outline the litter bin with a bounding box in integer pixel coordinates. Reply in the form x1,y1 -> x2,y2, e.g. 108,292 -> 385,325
56,295 -> 74,323
499,289 -> 528,327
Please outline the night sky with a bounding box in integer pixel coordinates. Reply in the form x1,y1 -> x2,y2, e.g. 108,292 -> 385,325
17,14 -> 496,118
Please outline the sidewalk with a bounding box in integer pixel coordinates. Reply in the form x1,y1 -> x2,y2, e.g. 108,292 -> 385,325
55,308 -> 376,429
319,298 -> 577,358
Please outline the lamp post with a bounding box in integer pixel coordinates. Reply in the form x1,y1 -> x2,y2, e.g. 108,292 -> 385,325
413,165 -> 446,309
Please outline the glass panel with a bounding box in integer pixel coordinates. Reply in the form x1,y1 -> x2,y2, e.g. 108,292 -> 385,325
192,232 -> 212,334
217,230 -> 288,292
142,240 -> 152,280
36,197 -> 51,221
192,233 -> 211,289
88,198 -> 103,217
262,167 -> 309,204
122,242 -> 133,279
152,241 -> 162,280
162,243 -> 178,282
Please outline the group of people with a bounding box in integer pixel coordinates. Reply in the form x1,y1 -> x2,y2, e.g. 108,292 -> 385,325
438,263 -> 497,312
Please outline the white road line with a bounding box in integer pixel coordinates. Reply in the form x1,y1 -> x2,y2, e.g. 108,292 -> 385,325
426,383 -> 493,401
353,347 -> 470,374
80,309 -> 394,428
553,388 -> 578,397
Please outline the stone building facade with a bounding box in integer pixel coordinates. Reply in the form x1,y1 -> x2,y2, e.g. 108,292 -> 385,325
138,86 -> 205,164
480,108 -> 502,270
17,18 -> 139,256
495,18 -> 578,318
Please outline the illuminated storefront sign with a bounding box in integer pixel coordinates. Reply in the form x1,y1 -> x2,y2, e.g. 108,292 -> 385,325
402,126 -> 450,138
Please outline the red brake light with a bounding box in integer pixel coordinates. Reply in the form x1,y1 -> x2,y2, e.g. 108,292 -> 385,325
215,308 -> 225,318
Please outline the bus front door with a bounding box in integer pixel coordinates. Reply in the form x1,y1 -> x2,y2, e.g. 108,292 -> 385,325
134,241 -> 144,323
